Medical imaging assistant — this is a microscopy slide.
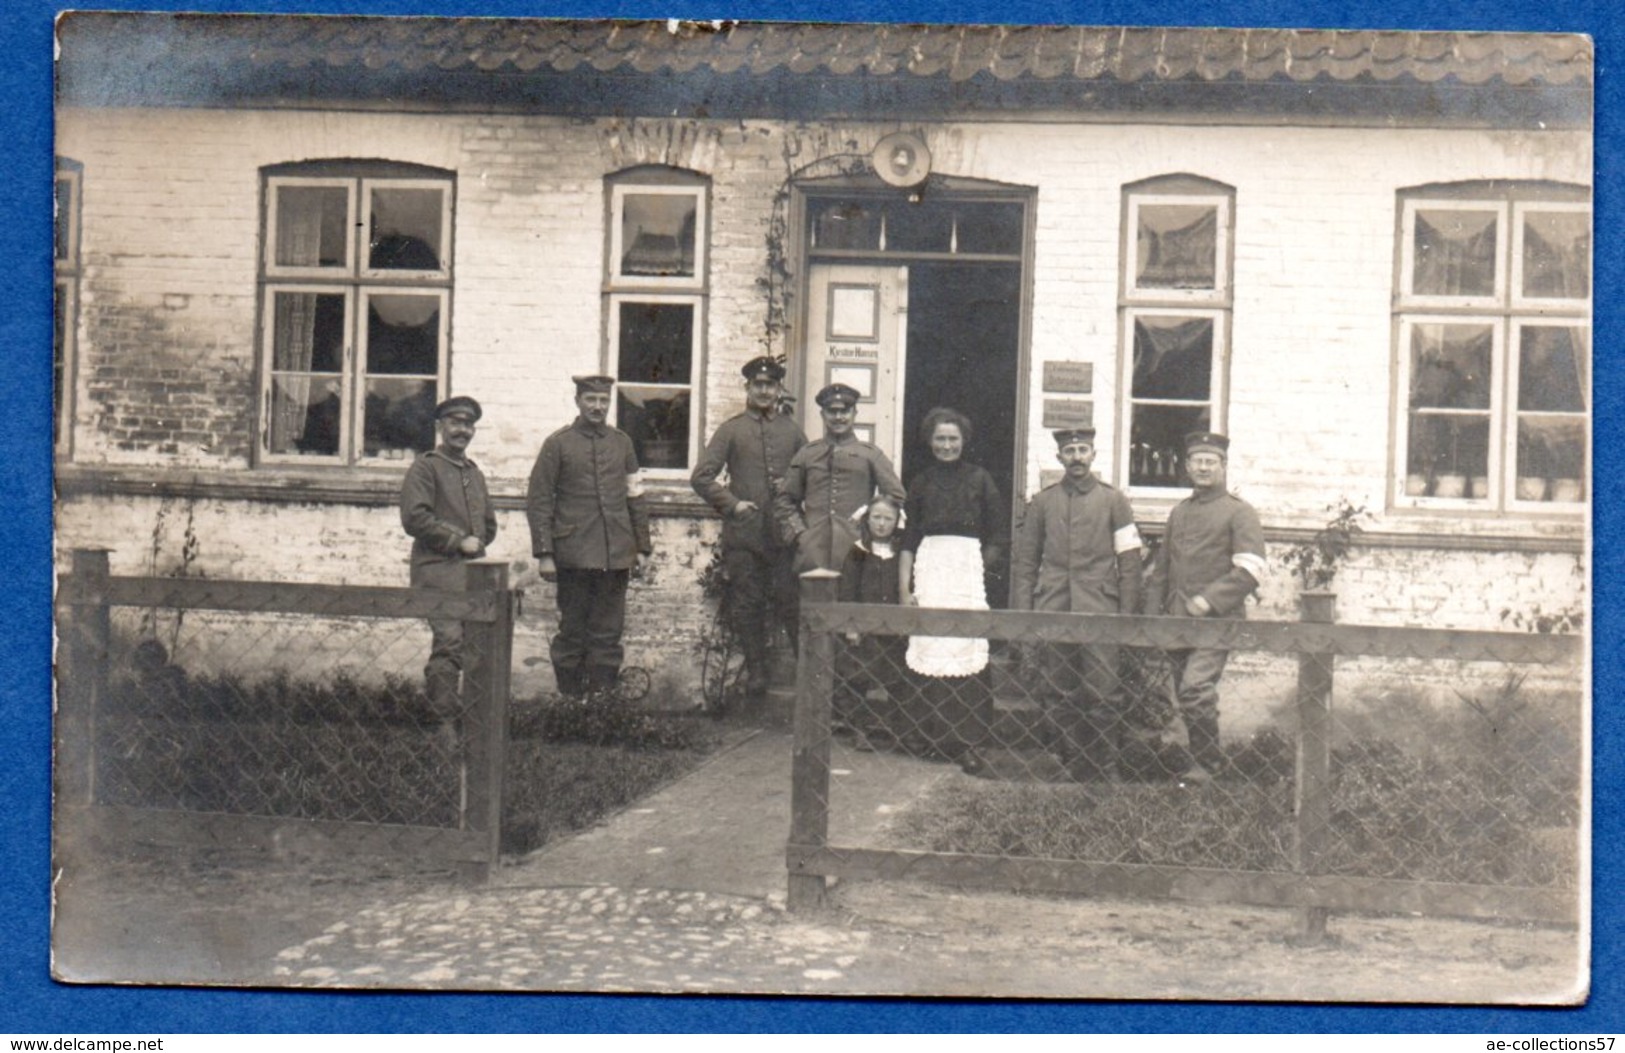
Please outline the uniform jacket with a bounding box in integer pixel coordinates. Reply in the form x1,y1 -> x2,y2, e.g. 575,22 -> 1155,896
775,435 -> 906,572
1146,488 -> 1267,617
400,448 -> 498,571
1010,474 -> 1142,615
690,406 -> 806,556
526,417 -> 652,570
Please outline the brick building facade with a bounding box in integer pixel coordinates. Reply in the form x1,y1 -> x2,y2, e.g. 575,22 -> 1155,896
53,16 -> 1589,704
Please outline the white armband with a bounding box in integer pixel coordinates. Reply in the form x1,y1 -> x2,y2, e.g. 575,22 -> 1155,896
627,470 -> 646,498
1112,523 -> 1143,555
1233,552 -> 1268,581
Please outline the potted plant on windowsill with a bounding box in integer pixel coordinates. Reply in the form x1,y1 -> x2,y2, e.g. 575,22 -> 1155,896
1283,497 -> 1373,622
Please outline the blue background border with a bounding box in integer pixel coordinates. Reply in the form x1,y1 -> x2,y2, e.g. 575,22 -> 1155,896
6,0 -> 1615,1034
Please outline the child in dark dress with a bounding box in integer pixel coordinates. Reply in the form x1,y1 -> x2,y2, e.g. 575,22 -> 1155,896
835,497 -> 908,747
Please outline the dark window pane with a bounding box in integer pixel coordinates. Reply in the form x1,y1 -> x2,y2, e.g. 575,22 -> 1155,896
618,386 -> 690,469
812,200 -> 881,251
368,186 -> 445,271
1404,413 -> 1490,490
1408,323 -> 1493,410
1128,403 -> 1211,487
883,199 -> 952,253
619,192 -> 697,278
271,292 -> 346,373
268,375 -> 343,457
617,302 -> 693,384
363,377 -> 437,460
1136,203 -> 1218,289
1412,208 -> 1498,297
1522,210 -> 1590,300
1519,326 -> 1588,413
53,285 -> 68,432
367,295 -> 441,376
54,177 -> 74,264
1516,417 -> 1586,498
274,185 -> 350,269
955,202 -> 1024,256
1131,316 -> 1213,400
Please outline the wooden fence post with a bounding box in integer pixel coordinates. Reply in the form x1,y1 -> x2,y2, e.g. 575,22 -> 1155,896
58,549 -> 112,809
1295,588 -> 1337,940
459,558 -> 514,885
788,569 -> 841,912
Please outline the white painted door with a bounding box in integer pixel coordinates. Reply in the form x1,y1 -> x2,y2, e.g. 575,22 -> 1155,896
802,264 -> 908,466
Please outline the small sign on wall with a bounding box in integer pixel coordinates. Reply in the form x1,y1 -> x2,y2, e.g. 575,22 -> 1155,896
1042,361 -> 1093,394
1041,399 -> 1093,430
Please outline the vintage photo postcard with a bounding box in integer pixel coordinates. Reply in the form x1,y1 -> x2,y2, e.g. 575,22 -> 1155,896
50,11 -> 1590,1003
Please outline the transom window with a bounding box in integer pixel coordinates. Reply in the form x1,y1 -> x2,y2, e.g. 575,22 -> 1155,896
1117,176 -> 1234,491
257,162 -> 454,466
1393,184 -> 1589,511
55,159 -> 82,458
605,169 -> 708,474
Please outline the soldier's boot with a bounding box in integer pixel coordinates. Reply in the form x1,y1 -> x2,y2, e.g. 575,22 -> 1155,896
426,665 -> 462,721
1067,711 -> 1122,784
1183,713 -> 1227,782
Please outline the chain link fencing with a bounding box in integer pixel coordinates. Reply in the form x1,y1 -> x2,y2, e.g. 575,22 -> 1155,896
789,574 -> 1584,926
55,550 -> 513,879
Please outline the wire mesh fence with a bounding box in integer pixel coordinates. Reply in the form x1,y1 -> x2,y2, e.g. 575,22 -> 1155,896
55,550 -> 514,879
789,573 -> 1584,925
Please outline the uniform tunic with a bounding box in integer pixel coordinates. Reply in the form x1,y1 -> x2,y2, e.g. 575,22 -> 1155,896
400,448 -> 499,713
1010,473 -> 1143,725
776,435 -> 906,573
1145,487 -> 1267,724
526,417 -> 652,695
691,407 -> 807,687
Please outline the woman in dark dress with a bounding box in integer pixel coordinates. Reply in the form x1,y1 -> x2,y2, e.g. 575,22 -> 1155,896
898,407 -> 1008,774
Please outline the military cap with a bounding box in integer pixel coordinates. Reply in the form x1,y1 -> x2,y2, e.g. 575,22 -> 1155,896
741,356 -> 787,382
433,395 -> 483,422
1053,427 -> 1096,446
815,383 -> 861,410
1184,431 -> 1230,457
572,374 -> 616,394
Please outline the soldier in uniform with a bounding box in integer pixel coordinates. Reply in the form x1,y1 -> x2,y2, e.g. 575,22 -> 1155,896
1146,430 -> 1267,781
1009,427 -> 1143,781
690,355 -> 808,699
400,395 -> 499,726
775,382 -> 906,574
526,375 -> 652,699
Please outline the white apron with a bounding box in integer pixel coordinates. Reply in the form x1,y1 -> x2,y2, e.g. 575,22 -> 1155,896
905,534 -> 989,677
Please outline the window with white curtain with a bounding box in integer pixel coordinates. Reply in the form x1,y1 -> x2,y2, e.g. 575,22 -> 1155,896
1117,176 -> 1234,491
258,162 -> 454,466
1393,184 -> 1589,511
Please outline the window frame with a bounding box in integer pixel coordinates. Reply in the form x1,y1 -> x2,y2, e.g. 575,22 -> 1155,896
1391,183 -> 1589,515
603,169 -> 711,478
255,163 -> 454,469
1116,176 -> 1235,496
54,163 -> 82,458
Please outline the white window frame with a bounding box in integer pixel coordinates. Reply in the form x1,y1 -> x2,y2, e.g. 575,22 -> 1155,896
1391,187 -> 1589,515
359,177 -> 454,282
54,165 -> 81,458
1398,198 -> 1508,309
1391,315 -> 1505,510
606,291 -> 704,476
1122,191 -> 1232,303
257,166 -> 453,468
1510,201 -> 1591,312
1117,306 -> 1230,493
608,183 -> 707,291
264,176 -> 356,279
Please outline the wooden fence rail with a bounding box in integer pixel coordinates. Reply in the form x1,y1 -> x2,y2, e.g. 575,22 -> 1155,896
54,548 -> 515,883
788,572 -> 1583,931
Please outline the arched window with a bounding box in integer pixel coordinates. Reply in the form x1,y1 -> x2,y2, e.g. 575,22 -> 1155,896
257,160 -> 455,466
604,166 -> 709,474
1392,181 -> 1589,511
1117,174 -> 1235,491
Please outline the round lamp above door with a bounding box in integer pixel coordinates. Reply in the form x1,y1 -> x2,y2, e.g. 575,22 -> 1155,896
872,132 -> 932,188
